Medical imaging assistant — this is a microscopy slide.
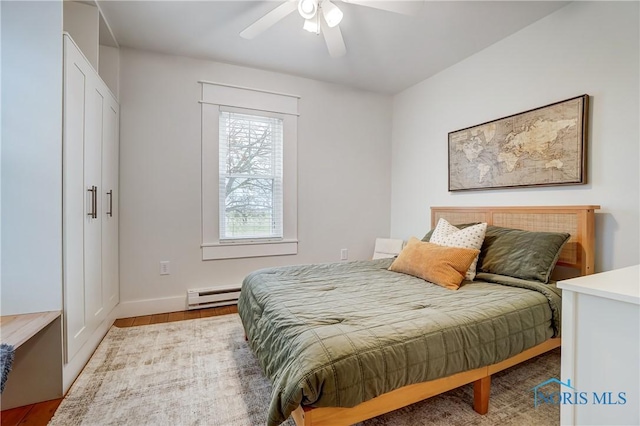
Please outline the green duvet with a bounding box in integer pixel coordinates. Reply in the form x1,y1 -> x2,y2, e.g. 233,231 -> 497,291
237,259 -> 562,426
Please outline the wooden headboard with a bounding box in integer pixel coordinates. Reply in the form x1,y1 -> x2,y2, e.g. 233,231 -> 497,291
431,206 -> 600,276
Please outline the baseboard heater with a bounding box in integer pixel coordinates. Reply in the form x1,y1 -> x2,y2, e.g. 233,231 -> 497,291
187,287 -> 241,310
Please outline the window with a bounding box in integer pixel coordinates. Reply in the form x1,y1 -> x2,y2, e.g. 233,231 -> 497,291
200,81 -> 298,260
219,110 -> 283,241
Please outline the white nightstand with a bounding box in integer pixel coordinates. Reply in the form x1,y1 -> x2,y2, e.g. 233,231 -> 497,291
558,265 -> 640,425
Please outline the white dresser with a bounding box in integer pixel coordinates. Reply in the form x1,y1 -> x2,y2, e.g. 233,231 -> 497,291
558,265 -> 639,425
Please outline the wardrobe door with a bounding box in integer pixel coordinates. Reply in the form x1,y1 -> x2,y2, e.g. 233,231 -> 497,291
64,35 -> 119,363
63,36 -> 91,360
102,91 -> 119,313
83,78 -> 105,329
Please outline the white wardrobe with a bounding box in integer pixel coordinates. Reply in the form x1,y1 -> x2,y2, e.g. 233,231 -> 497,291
62,34 -> 119,387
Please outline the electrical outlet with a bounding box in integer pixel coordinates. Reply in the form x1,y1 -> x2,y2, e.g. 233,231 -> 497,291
160,261 -> 170,275
340,249 -> 348,260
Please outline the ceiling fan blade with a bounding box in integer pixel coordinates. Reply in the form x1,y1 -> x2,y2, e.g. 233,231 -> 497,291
240,1 -> 298,39
320,15 -> 346,58
342,0 -> 424,15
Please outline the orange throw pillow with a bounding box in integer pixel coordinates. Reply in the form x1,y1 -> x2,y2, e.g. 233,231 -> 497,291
389,237 -> 480,290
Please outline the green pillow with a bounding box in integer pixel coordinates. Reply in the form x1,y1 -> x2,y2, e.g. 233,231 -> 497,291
478,225 -> 570,283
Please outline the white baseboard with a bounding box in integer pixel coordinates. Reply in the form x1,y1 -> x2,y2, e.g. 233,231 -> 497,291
117,295 -> 187,318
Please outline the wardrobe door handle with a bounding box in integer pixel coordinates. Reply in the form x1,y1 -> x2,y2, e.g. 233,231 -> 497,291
87,186 -> 97,219
94,186 -> 98,219
107,190 -> 113,217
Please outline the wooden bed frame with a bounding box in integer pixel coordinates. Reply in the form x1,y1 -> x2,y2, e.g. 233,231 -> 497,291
291,205 -> 600,426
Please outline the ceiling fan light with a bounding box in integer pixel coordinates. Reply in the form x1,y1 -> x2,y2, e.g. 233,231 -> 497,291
298,0 -> 317,19
303,18 -> 319,33
322,1 -> 343,28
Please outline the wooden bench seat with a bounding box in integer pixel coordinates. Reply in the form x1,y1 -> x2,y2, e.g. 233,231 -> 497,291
1,311 -> 61,348
0,311 -> 63,410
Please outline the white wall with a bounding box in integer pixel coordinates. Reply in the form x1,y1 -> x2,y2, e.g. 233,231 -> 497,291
98,45 -> 119,98
1,1 -> 63,315
63,1 -> 99,71
390,1 -> 639,273
118,48 -> 392,316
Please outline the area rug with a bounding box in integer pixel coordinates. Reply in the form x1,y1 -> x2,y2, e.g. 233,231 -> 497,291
49,314 -> 560,426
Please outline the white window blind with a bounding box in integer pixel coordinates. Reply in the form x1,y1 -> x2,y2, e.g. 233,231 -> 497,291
218,109 -> 284,241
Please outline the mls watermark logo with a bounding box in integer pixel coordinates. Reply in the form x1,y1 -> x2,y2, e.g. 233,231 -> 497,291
532,378 -> 627,408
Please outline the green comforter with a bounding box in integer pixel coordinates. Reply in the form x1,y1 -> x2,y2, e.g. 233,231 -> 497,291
238,259 -> 562,426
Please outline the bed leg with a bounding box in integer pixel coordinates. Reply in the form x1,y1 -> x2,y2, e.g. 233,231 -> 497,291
473,376 -> 491,414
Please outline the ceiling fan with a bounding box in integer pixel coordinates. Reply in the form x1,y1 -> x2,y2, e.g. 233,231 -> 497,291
240,0 -> 423,58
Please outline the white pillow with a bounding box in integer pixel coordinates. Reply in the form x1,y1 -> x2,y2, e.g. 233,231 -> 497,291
429,218 -> 487,281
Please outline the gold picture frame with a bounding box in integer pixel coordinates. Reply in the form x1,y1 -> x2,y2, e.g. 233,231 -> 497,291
448,95 -> 588,191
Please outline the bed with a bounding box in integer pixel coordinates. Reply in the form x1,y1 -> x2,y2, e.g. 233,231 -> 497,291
238,205 -> 599,426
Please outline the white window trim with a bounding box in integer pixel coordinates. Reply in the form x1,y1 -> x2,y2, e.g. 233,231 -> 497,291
200,81 -> 298,260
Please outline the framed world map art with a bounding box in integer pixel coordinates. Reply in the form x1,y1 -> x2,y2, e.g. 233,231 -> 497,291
448,94 -> 588,191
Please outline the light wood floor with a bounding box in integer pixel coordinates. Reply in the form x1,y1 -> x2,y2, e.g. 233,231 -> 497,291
113,305 -> 238,327
0,306 -> 238,426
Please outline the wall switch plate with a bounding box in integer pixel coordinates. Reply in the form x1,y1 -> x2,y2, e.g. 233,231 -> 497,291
160,261 -> 170,275
340,249 -> 348,260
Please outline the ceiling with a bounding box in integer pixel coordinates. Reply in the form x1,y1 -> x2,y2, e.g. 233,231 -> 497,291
98,1 -> 570,94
